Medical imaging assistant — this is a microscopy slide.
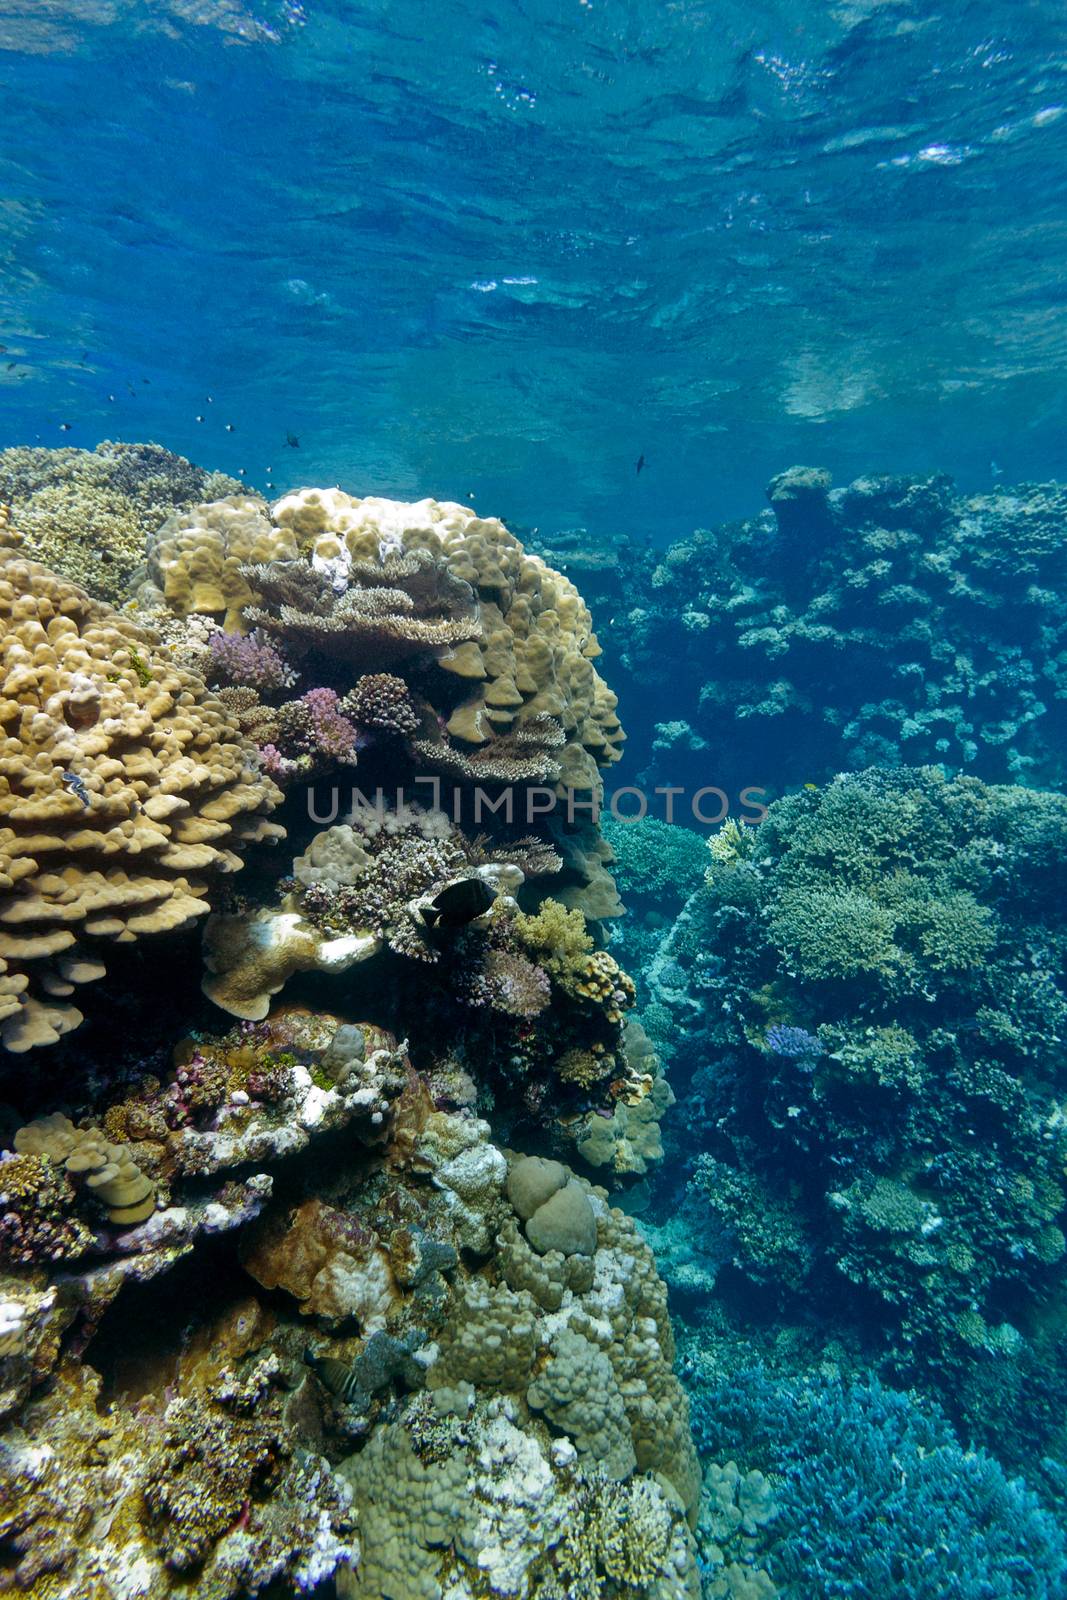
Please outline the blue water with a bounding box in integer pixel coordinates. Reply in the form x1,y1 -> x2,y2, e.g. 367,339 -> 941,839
2,0 -> 1067,541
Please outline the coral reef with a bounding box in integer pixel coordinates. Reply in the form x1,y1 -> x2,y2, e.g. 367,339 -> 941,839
561,469 -> 1067,794
690,1366 -> 1066,1600
145,493 -> 299,631
646,766 -> 1067,1450
1,1078 -> 699,1598
0,458 -> 692,1600
0,441 -> 241,605
262,488 -> 626,793
0,548 -> 282,1051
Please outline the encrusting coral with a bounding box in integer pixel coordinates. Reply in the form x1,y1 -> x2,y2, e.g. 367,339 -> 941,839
0,546 -> 283,1051
1,1057 -> 700,1599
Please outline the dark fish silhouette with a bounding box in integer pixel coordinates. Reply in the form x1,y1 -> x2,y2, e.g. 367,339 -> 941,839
420,876 -> 495,929
285,432 -> 300,448
636,454 -> 646,475
304,1347 -> 362,1403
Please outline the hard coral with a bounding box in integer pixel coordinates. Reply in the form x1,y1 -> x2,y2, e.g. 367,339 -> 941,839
14,1112 -> 156,1224
0,440 -> 242,605
593,467 -> 1067,793
657,766 -> 1067,1435
268,489 -> 625,792
0,550 -> 283,1050
145,493 -> 298,631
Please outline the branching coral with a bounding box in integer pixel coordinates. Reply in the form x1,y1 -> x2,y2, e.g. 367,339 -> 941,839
0,441 -> 242,605
343,671 -> 420,736
690,1367 -> 1066,1600
651,766 -> 1067,1443
206,629 -> 297,693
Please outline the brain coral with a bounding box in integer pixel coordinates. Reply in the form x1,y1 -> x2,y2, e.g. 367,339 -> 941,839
0,550 -> 283,1051
0,440 -> 242,605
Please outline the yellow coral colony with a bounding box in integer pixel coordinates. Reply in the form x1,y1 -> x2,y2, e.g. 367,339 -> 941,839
0,550 -> 283,1052
270,489 -> 626,792
14,1111 -> 156,1225
145,495 -> 299,631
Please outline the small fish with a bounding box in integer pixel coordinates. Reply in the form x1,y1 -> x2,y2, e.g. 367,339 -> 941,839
59,422 -> 72,432
803,782 -> 819,791
991,460 -> 1003,479
636,453 -> 646,475
195,414 -> 205,423
285,431 -> 300,448
420,875 -> 496,929
61,771 -> 90,807
206,394 -> 214,403
225,422 -> 236,432
304,1347 -> 362,1403
107,393 -> 116,402
238,467 -> 246,477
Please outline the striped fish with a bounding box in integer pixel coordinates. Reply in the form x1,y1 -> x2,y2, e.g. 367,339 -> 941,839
304,1347 -> 364,1404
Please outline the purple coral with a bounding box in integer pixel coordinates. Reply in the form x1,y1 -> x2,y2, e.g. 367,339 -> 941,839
259,742 -> 300,780
207,629 -> 296,692
296,688 -> 362,763
765,1023 -> 824,1062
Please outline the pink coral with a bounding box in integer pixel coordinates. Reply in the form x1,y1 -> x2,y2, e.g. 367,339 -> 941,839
207,629 -> 296,692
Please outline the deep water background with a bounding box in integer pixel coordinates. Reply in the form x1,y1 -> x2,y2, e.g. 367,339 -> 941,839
1,0 -> 1067,542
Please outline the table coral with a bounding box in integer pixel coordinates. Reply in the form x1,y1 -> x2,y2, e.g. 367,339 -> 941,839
266,488 -> 625,793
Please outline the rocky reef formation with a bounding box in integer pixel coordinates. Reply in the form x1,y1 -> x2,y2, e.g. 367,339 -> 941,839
546,468 -> 1067,796
0,458 -> 695,1599
1,1008 -> 699,1598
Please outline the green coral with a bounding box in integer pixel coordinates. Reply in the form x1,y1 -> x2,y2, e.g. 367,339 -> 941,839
602,815 -> 710,904
658,767 -> 1067,1441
